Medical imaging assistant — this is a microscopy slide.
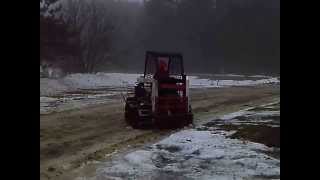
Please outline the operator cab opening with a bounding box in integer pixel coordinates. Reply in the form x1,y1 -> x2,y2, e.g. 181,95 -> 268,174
144,51 -> 185,97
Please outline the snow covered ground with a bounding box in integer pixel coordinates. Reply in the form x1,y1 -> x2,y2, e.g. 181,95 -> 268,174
41,73 -> 279,96
40,73 -> 280,114
62,73 -> 142,90
188,76 -> 279,88
95,102 -> 280,180
40,90 -> 119,114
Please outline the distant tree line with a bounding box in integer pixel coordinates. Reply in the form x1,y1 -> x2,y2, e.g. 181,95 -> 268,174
138,0 -> 280,74
40,0 -> 82,73
40,0 -> 280,75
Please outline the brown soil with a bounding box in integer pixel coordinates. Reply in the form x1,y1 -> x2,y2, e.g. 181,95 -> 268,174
224,125 -> 280,148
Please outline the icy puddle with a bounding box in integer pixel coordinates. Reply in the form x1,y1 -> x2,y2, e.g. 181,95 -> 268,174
96,102 -> 280,180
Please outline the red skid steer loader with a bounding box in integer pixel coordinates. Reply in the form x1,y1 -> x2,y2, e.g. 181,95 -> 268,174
124,51 -> 193,129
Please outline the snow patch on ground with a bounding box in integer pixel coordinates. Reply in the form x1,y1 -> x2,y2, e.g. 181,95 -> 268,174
96,102 -> 280,180
188,76 -> 279,88
41,73 -> 279,96
63,73 -> 142,90
40,93 -> 118,114
97,129 -> 279,180
40,73 -> 279,115
40,78 -> 73,96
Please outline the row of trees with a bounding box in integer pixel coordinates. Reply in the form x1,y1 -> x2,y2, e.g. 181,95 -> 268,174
40,0 -> 81,72
139,0 -> 280,74
40,0 -> 142,73
40,0 -> 280,74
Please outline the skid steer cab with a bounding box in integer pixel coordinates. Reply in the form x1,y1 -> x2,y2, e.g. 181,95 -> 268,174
125,51 -> 193,129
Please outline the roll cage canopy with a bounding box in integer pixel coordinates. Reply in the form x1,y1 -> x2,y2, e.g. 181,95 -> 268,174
144,51 -> 184,77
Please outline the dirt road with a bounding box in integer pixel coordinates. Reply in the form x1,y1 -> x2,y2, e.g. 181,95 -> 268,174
40,85 -> 280,180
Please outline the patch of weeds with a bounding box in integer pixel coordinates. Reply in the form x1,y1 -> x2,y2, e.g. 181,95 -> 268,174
255,148 -> 280,160
228,125 -> 280,148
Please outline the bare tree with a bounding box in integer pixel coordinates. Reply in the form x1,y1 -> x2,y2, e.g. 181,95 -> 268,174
62,0 -> 115,73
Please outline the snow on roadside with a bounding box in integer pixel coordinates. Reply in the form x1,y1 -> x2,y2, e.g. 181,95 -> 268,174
40,73 -> 279,115
95,102 -> 280,180
40,92 -> 119,115
188,76 -> 279,88
40,73 -> 279,96
40,78 -> 73,96
63,73 -> 142,90
97,129 -> 279,180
